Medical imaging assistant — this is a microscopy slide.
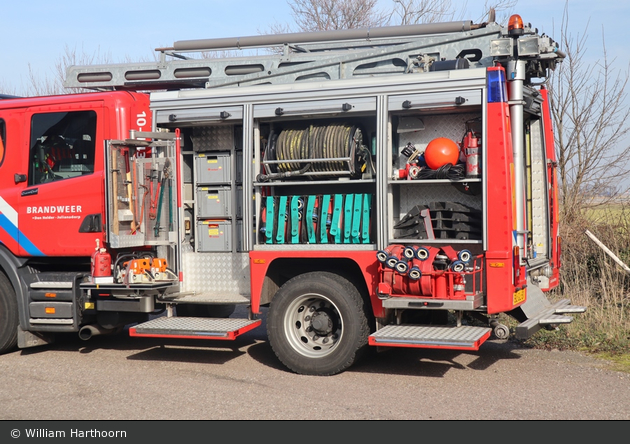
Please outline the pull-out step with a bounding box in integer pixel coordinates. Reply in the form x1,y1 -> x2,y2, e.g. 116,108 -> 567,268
515,299 -> 587,339
369,325 -> 491,350
129,317 -> 261,340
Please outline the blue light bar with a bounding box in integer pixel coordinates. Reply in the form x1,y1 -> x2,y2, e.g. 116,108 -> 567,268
488,69 -> 507,103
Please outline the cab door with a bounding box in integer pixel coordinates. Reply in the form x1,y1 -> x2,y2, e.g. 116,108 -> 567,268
17,104 -> 104,257
0,115 -> 25,255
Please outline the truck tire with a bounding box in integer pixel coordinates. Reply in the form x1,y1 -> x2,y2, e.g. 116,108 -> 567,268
176,303 -> 236,318
0,272 -> 18,354
267,271 -> 370,376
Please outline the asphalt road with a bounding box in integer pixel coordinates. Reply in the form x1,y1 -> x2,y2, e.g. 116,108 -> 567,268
0,308 -> 628,421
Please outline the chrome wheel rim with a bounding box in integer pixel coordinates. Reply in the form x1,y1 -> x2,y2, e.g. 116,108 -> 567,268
282,293 -> 343,358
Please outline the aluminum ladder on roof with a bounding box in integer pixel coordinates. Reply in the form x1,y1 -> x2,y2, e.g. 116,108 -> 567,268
63,20 -> 533,91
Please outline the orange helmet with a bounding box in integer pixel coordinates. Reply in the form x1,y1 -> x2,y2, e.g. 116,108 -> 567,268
424,137 -> 459,169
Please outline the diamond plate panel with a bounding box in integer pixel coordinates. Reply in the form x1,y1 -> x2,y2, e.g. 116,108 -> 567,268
192,125 -> 235,151
394,113 -> 478,159
181,248 -> 250,296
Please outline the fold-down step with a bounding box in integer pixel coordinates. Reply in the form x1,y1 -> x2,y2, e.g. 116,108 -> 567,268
129,317 -> 261,340
515,298 -> 587,339
369,325 -> 491,350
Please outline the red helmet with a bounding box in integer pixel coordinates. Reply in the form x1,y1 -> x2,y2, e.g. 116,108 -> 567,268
424,137 -> 459,169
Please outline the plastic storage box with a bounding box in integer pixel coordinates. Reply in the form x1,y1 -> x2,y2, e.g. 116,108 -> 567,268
195,152 -> 231,184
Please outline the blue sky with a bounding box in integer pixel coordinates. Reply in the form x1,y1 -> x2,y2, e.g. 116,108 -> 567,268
1,0 -> 628,94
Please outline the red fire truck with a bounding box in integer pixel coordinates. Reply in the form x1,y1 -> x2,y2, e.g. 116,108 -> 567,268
0,14 -> 585,375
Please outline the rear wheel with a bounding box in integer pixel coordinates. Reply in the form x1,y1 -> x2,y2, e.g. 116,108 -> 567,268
267,272 -> 370,376
0,272 -> 18,354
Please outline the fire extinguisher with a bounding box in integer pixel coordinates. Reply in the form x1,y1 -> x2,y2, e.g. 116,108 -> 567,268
91,239 -> 112,279
461,130 -> 481,178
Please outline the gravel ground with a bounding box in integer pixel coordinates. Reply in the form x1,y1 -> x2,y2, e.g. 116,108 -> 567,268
0,309 -> 628,421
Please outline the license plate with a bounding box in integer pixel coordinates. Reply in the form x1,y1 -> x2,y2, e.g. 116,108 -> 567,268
513,288 -> 526,305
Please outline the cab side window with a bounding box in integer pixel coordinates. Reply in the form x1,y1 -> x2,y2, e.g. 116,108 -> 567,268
29,110 -> 97,185
0,119 -> 6,167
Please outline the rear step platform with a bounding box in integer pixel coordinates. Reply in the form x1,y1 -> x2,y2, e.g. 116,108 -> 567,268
129,317 -> 261,340
369,325 -> 491,350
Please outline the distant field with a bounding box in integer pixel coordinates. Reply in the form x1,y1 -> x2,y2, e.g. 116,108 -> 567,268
584,203 -> 630,225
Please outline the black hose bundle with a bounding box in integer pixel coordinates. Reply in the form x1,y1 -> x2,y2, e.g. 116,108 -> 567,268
411,163 -> 466,181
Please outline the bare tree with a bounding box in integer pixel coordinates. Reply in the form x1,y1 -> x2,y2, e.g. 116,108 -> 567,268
474,0 -> 517,25
24,45 -> 113,97
269,0 -> 389,33
291,0 -> 389,31
0,83 -> 20,97
549,4 -> 630,221
269,0 -> 517,35
387,0 -> 517,26
388,0 -> 460,25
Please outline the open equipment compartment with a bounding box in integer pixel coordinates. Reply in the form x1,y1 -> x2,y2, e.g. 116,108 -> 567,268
253,97 -> 378,248
105,134 -> 179,249
386,88 -> 485,251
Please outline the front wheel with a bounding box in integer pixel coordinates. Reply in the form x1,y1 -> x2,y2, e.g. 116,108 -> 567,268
0,272 -> 18,354
267,272 -> 370,376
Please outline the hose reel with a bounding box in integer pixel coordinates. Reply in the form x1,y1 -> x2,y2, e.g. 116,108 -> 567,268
258,123 -> 371,181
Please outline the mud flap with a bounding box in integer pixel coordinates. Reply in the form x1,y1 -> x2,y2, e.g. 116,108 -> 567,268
17,326 -> 55,349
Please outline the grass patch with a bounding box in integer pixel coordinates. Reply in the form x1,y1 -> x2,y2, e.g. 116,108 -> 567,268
592,352 -> 630,374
